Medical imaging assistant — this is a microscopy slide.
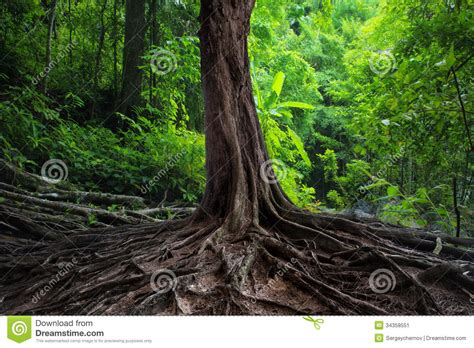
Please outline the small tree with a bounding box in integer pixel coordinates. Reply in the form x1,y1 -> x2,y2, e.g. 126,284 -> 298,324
119,0 -> 146,115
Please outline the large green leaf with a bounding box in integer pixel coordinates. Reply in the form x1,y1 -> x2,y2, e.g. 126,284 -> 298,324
446,44 -> 456,69
387,186 -> 400,197
271,72 -> 285,96
264,91 -> 278,110
280,101 -> 315,110
287,127 -> 311,167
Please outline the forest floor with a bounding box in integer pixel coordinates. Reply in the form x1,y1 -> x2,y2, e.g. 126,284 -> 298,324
0,160 -> 473,315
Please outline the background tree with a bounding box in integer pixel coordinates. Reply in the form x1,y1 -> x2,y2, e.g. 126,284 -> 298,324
43,0 -> 57,92
119,0 -> 146,116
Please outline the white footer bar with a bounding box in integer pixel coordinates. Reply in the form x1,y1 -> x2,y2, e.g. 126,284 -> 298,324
1,316 -> 472,347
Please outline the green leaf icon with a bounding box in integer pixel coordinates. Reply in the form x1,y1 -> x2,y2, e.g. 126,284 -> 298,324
7,316 -> 32,343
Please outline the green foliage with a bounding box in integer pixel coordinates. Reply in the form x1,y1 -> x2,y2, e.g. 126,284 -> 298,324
317,149 -> 337,181
0,86 -> 205,202
334,0 -> 473,231
326,189 -> 345,209
254,70 -> 316,206
142,36 -> 202,129
0,0 -> 472,234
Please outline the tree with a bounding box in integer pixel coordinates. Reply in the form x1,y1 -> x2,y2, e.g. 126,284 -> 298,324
43,0 -> 57,93
0,0 -> 472,315
91,0 -> 109,117
119,0 -> 146,115
196,0 -> 286,227
148,0 -> 158,105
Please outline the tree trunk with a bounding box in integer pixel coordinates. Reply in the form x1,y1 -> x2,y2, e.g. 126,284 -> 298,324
112,0 -> 119,100
148,0 -> 158,105
119,0 -> 146,116
68,0 -> 73,64
91,0 -> 109,118
43,0 -> 57,93
196,0 -> 292,233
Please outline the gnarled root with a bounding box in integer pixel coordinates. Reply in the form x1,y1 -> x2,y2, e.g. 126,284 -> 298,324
0,207 -> 472,315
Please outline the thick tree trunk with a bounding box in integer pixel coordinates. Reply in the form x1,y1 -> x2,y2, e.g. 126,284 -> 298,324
196,0 -> 291,232
119,0 -> 146,115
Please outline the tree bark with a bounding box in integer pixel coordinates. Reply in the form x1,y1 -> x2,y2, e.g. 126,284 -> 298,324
68,0 -> 73,64
148,0 -> 158,105
119,0 -> 146,116
112,0 -> 119,99
196,0 -> 292,233
91,0 -> 109,118
43,0 -> 57,93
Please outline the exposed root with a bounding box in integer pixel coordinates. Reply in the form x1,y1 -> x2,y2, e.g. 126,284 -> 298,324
0,206 -> 473,315
0,164 -> 472,315
0,177 -> 194,243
